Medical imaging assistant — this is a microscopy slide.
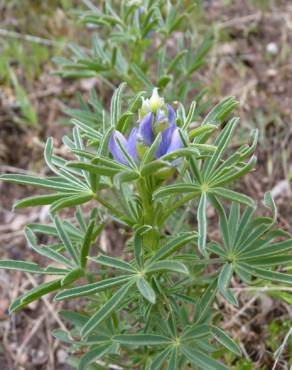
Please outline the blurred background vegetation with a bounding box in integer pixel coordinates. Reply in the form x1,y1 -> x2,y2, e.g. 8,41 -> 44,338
0,1 -> 291,369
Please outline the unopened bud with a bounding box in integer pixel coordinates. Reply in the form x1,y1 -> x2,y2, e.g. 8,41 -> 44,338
148,88 -> 164,113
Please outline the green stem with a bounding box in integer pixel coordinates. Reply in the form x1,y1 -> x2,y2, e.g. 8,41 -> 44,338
137,177 -> 159,252
138,178 -> 153,225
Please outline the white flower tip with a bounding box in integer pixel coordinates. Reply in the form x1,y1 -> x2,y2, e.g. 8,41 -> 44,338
148,87 -> 164,112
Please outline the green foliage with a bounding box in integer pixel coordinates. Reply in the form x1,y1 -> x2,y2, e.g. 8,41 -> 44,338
54,0 -> 213,104
3,67 -> 38,126
1,1 -> 292,369
1,85 -> 292,369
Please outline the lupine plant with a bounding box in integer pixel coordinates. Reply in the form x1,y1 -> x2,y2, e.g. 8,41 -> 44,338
54,0 -> 212,103
1,87 -> 292,369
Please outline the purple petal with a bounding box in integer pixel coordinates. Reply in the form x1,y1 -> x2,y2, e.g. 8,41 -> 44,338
138,112 -> 154,146
156,108 -> 167,124
108,130 -> 129,166
166,104 -> 175,126
166,128 -> 183,154
155,124 -> 176,158
127,128 -> 138,163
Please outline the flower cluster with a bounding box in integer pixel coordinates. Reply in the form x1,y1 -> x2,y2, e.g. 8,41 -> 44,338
108,88 -> 182,166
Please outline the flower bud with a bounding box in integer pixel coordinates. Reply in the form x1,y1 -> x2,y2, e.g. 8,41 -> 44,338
140,88 -> 164,119
148,87 -> 164,113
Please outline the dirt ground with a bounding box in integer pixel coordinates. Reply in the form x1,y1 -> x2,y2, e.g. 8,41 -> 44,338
0,1 -> 291,369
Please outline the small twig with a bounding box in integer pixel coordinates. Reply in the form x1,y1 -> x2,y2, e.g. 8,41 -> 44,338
26,274 -> 68,332
15,314 -> 46,364
0,28 -> 63,47
272,327 -> 292,370
0,165 -> 37,176
0,230 -> 24,241
239,341 -> 251,361
218,12 -> 262,29
28,87 -> 62,100
223,294 -> 259,329
45,314 -> 55,370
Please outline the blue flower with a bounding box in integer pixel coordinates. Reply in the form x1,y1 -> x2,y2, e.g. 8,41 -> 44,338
108,128 -> 138,166
108,89 -> 183,167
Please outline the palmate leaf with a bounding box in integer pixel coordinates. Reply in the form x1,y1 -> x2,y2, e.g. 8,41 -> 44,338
0,260 -> 68,275
90,254 -> 137,273
228,202 -> 240,247
211,326 -> 241,356
182,100 -> 196,130
161,147 -> 208,162
55,275 -> 133,301
210,155 -> 257,187
54,216 -> 79,265
240,238 -> 292,259
240,255 -> 292,266
189,124 -> 217,141
150,232 -> 197,263
197,192 -> 207,255
0,174 -> 80,192
5,225 -> 94,313
9,223 -> 80,270
79,219 -> 97,269
146,260 -> 189,275
201,96 -> 238,127
210,187 -> 255,208
81,281 -> 134,337
9,279 -> 63,313
78,343 -> 112,370
182,346 -> 228,370
50,192 -> 94,213
203,117 -> 239,180
136,276 -> 156,304
209,195 -> 230,250
140,160 -> 171,177
27,220 -> 84,241
181,324 -> 210,342
167,347 -> 178,370
71,118 -> 102,142
194,279 -> 217,324
52,329 -> 76,344
150,347 -> 172,370
110,82 -> 126,127
153,183 -> 200,200
44,137 -> 88,190
238,264 -> 292,285
61,268 -> 84,286
1,170 -> 93,213
210,195 -> 292,296
13,193 -> 69,209
67,161 -> 120,177
133,225 -> 151,268
218,263 -> 238,306
113,334 -> 172,346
